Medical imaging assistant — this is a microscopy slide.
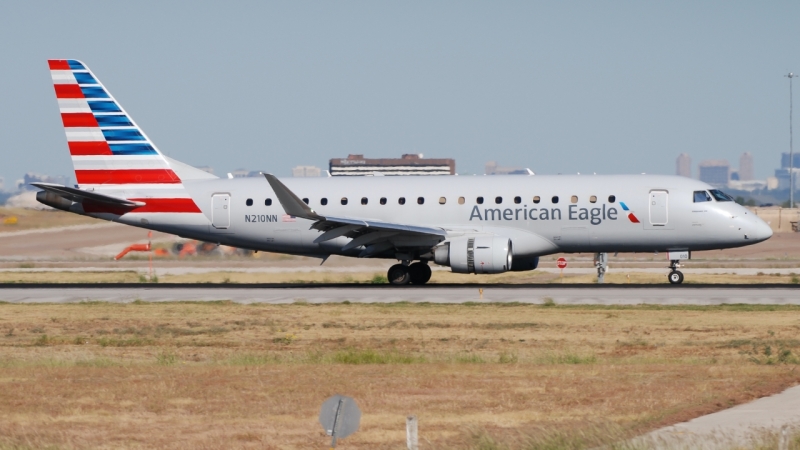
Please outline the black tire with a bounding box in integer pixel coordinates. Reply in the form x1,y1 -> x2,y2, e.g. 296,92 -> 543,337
668,270 -> 684,285
408,263 -> 432,285
388,264 -> 411,285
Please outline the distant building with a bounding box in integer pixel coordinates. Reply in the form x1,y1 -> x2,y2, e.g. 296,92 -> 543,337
767,176 -> 779,190
698,160 -> 730,187
229,169 -> 250,178
676,153 -> 691,178
781,152 -> 800,169
774,167 -> 800,191
196,166 -> 215,175
225,169 -> 264,178
292,166 -> 322,177
329,154 -> 455,176
485,161 -> 532,175
728,179 -> 766,192
739,152 -> 754,181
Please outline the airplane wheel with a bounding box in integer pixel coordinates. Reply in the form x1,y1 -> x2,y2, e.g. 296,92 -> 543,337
668,270 -> 684,285
388,264 -> 411,285
408,262 -> 432,285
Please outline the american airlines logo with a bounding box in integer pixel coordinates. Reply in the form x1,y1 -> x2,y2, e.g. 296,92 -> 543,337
619,202 -> 640,223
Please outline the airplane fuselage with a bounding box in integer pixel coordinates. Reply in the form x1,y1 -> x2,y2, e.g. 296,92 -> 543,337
94,174 -> 772,259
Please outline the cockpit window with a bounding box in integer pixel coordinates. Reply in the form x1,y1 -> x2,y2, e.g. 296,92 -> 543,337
693,190 -> 712,203
709,189 -> 734,202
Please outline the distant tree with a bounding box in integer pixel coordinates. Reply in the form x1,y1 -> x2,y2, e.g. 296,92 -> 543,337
735,196 -> 745,205
745,198 -> 757,206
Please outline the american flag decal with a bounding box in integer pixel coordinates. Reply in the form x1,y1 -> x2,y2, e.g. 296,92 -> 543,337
282,214 -> 296,222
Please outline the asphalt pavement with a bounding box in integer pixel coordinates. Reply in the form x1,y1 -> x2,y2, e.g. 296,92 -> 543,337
0,284 -> 798,304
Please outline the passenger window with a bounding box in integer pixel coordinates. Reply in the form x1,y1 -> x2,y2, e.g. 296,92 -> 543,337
246,198 -> 253,206
265,198 -> 272,206
399,197 -> 406,205
320,198 -> 328,206
458,197 -> 465,204
361,197 -> 368,205
590,196 -> 597,203
439,197 -> 446,204
495,196 -> 503,204
552,196 -> 559,204
694,190 -> 712,203
608,195 -> 616,203
417,197 -> 425,205
477,197 -> 484,204
514,196 -> 521,204
380,197 -> 387,205
533,196 -> 540,204
341,197 -> 348,205
571,196 -> 578,204
303,198 -> 309,204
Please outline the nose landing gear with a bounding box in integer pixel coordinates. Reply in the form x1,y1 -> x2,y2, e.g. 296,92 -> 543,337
668,259 -> 684,285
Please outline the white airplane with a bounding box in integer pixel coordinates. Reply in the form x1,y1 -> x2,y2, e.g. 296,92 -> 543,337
36,60 -> 773,285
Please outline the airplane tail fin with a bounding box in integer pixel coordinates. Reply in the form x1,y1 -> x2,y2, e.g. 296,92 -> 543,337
48,59 -> 186,187
47,59 -> 214,214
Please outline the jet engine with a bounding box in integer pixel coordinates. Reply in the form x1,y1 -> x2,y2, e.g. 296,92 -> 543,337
433,236 -> 512,274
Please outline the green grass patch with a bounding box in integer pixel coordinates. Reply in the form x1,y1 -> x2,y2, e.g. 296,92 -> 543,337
330,349 -> 424,364
97,337 -> 154,347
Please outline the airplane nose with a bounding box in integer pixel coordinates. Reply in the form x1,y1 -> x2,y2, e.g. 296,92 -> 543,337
749,217 -> 773,242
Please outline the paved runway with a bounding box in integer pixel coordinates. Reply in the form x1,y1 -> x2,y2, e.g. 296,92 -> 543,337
0,284 -> 798,304
642,385 -> 800,449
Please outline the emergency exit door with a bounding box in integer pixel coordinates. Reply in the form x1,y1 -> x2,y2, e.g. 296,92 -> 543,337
212,194 -> 230,229
649,190 -> 668,226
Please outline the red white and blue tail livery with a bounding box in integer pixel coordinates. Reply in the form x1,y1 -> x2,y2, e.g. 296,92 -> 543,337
46,59 -> 210,216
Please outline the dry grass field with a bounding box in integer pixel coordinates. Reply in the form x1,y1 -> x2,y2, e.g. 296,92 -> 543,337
0,269 -> 799,285
0,207 -> 98,232
1,302 -> 799,449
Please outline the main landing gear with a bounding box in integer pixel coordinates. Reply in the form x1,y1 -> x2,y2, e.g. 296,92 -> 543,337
387,262 -> 431,285
668,260 -> 684,285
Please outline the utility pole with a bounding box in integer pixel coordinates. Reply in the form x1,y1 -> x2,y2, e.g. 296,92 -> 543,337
786,73 -> 796,209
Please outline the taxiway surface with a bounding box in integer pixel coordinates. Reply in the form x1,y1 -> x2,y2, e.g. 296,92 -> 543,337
1,285 -> 798,304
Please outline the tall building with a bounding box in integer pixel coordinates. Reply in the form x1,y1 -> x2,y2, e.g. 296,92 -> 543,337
675,153 -> 691,178
329,154 -> 455,176
698,160 -> 730,187
781,152 -> 800,169
292,166 -> 322,177
738,152 -> 754,181
485,161 -> 532,175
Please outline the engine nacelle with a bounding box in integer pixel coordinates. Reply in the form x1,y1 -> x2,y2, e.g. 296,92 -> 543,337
434,236 -> 512,274
36,191 -> 73,212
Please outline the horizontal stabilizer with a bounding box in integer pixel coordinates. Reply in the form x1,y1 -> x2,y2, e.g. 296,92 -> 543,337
31,182 -> 144,207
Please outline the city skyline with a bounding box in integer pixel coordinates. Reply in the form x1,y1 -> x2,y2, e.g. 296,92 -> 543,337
1,3 -> 800,187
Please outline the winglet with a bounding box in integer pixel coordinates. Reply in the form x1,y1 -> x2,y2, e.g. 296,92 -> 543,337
262,173 -> 323,221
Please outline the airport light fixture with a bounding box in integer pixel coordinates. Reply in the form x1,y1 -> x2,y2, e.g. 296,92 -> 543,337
786,72 -> 796,209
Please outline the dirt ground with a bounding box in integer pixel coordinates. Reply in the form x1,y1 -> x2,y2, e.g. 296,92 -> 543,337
0,302 -> 799,449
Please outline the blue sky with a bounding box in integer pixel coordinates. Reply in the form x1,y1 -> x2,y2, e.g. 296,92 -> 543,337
1,1 -> 799,187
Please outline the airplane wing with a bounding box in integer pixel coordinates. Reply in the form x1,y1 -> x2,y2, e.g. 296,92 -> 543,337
263,174 -> 445,257
31,182 -> 145,207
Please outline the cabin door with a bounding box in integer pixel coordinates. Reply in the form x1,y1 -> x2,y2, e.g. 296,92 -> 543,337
648,190 -> 668,226
212,194 -> 231,229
